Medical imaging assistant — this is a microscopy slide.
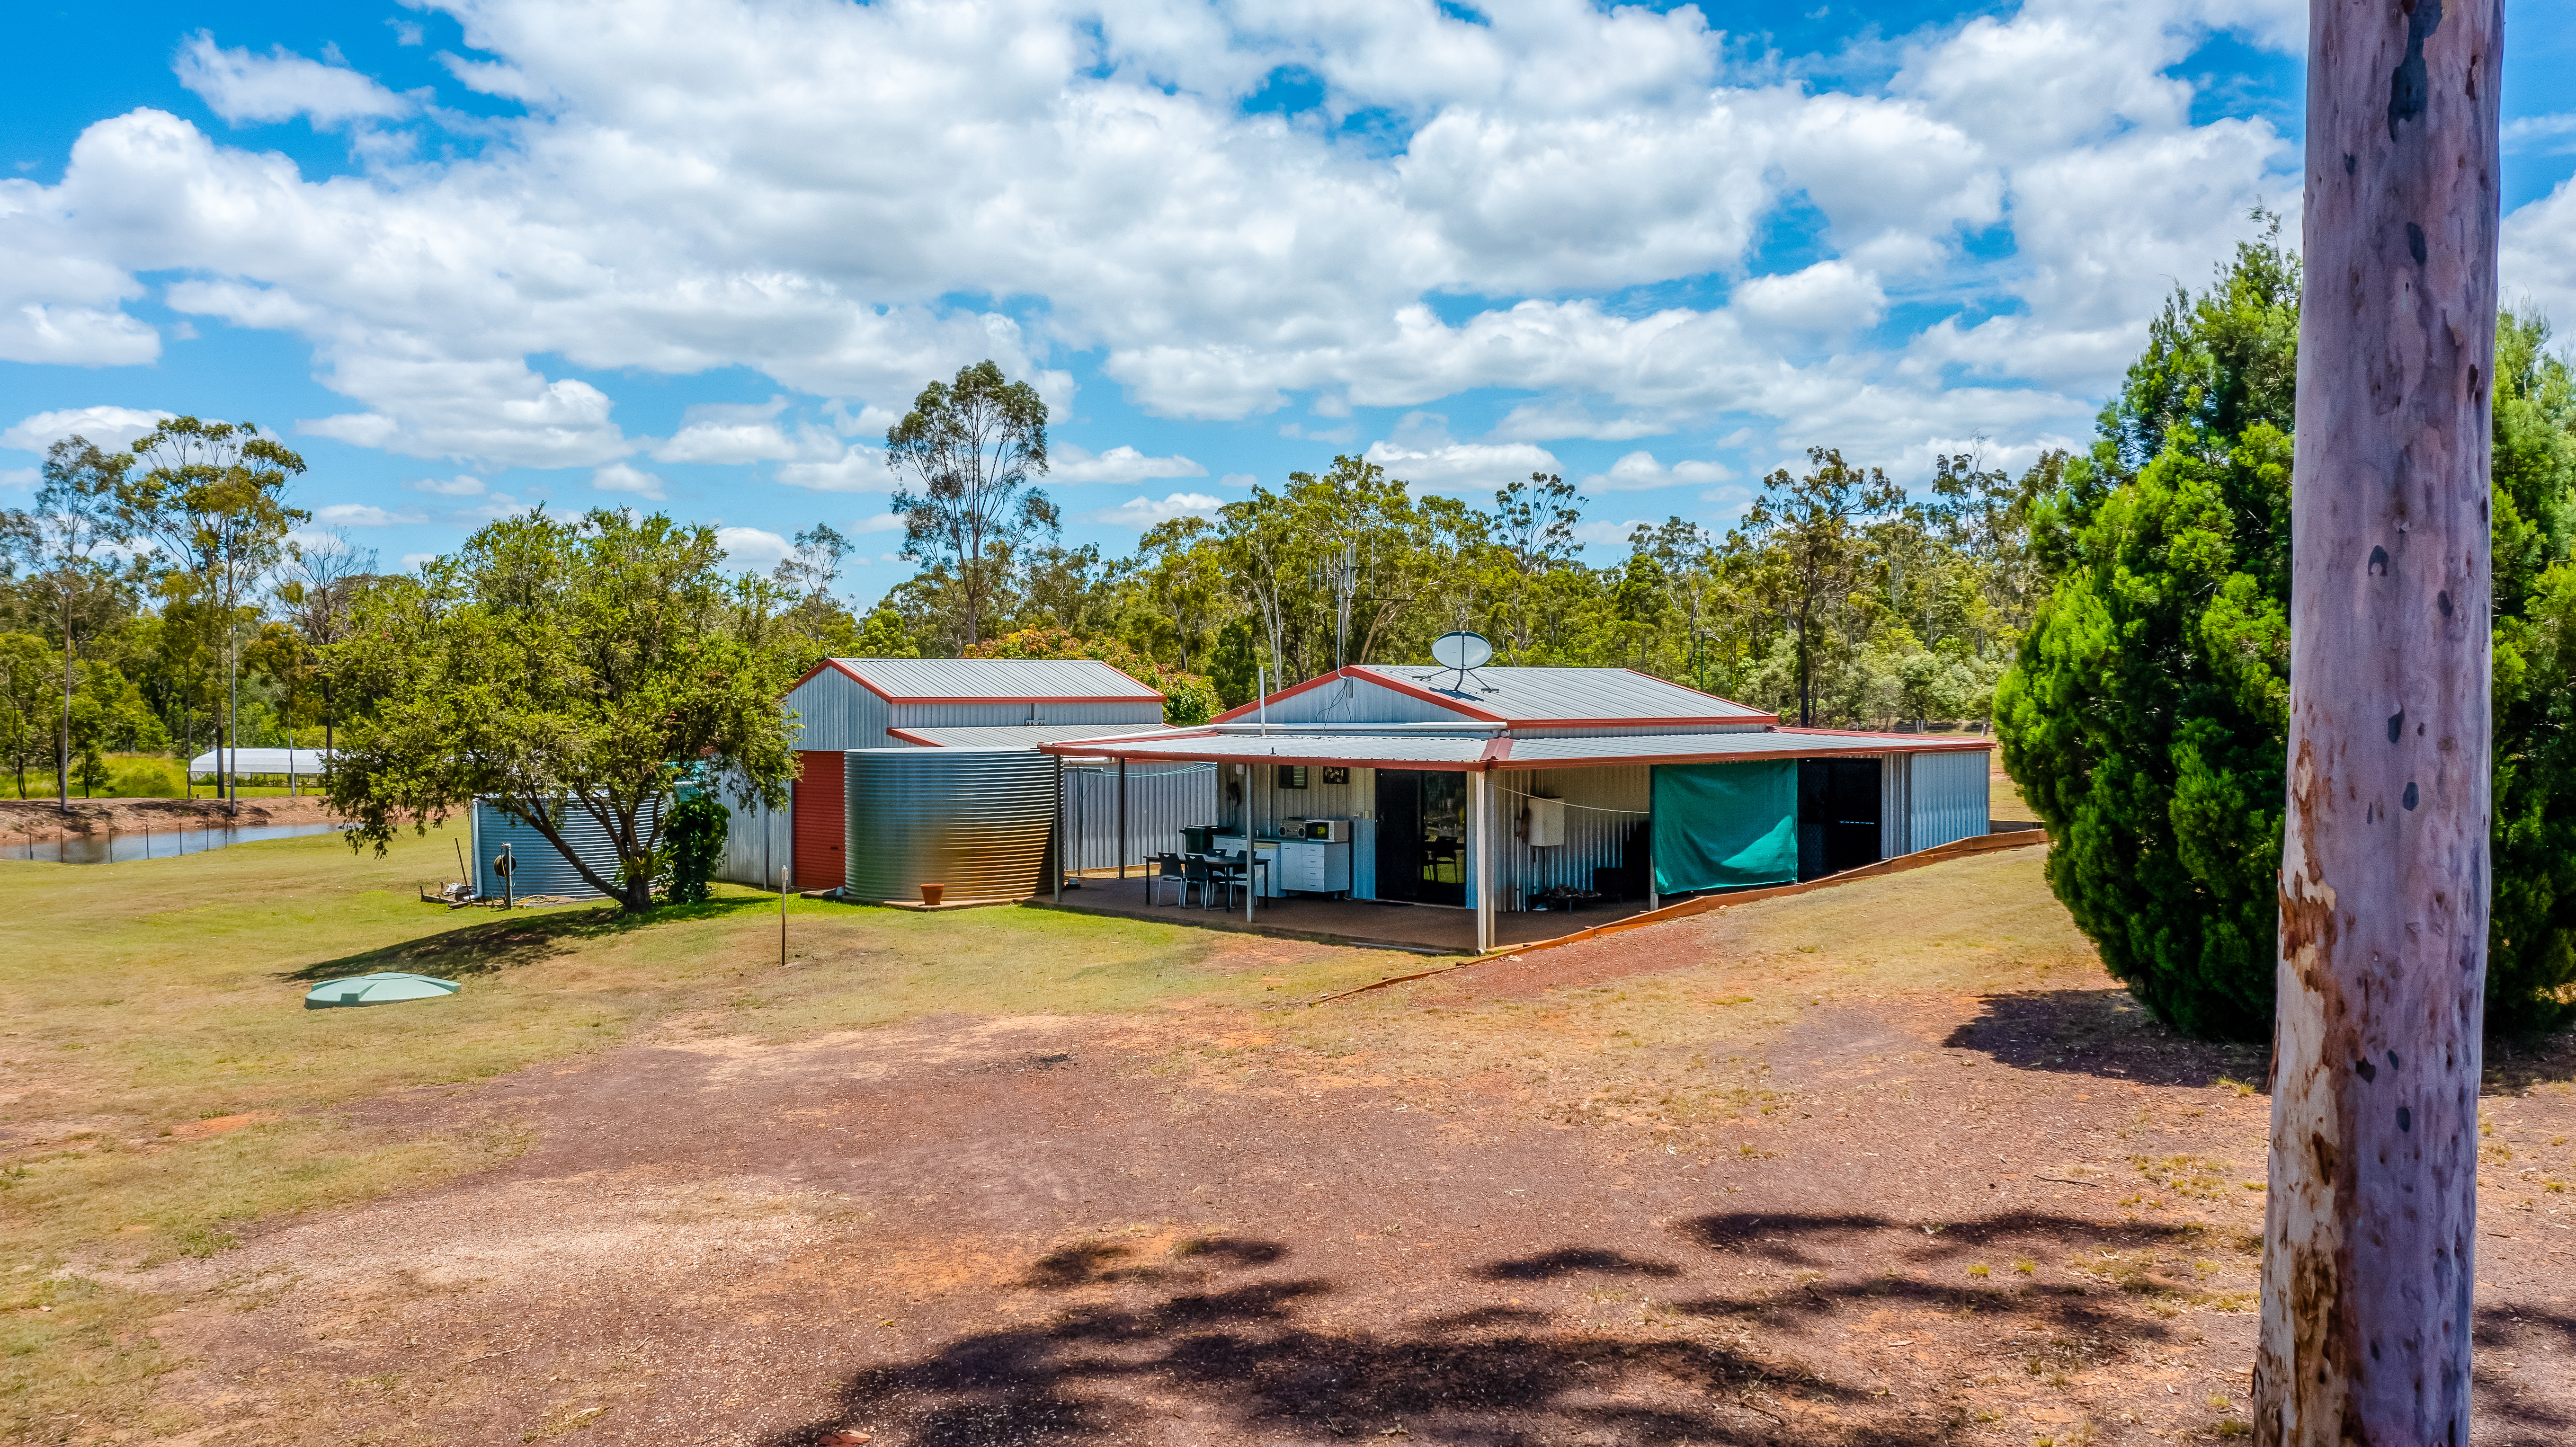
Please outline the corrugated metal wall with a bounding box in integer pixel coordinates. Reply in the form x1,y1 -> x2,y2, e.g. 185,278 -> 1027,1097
471,797 -> 663,900
715,778 -> 791,888
1907,749 -> 1992,852
1879,753 -> 1911,861
1061,763 -> 1221,871
843,749 -> 1059,903
1491,766 -> 1651,910
890,700 -> 1164,730
784,668 -> 890,751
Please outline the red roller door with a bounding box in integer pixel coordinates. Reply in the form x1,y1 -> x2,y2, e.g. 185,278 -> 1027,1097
791,750 -> 846,890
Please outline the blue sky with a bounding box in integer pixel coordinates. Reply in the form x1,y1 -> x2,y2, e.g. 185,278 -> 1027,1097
6,0 -> 2575,605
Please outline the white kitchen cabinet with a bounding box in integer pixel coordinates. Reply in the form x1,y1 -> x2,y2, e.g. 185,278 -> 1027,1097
1274,840 -> 1352,896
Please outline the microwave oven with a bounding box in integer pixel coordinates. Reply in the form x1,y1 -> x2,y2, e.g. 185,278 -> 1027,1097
1301,818 -> 1349,842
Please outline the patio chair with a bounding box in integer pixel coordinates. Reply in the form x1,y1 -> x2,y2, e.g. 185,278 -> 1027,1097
1208,852 -> 1250,911
1181,854 -> 1216,909
1150,853 -> 1187,905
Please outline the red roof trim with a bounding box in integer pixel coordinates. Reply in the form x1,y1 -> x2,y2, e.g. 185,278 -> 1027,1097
1040,743 -> 1490,773
883,727 -> 940,746
1480,736 -> 1515,766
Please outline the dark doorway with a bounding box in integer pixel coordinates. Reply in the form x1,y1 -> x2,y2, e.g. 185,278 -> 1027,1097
1797,757 -> 1882,881
1375,770 -> 1468,905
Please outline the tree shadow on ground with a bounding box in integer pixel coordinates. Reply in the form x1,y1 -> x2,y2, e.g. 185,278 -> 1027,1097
1942,988 -> 2269,1088
2474,1305 -> 2576,1442
277,894 -> 778,982
762,1210 -> 2279,1447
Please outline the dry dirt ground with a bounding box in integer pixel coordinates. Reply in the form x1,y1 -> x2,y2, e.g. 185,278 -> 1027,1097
0,796 -> 339,846
110,863 -> 2576,1447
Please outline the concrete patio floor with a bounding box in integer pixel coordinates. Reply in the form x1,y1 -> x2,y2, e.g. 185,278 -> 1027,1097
1031,869 -> 1655,953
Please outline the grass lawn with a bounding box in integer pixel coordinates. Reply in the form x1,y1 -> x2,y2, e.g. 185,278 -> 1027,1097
0,827 -> 1404,1440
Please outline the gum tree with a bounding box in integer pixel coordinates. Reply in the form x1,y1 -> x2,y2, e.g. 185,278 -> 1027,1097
2255,1 -> 2501,1440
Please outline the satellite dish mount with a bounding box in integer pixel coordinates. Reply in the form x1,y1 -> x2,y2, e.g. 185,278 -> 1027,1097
1421,630 -> 1499,694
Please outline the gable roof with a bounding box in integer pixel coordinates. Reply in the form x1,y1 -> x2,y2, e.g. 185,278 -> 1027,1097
790,657 -> 1164,703
1212,665 -> 1773,728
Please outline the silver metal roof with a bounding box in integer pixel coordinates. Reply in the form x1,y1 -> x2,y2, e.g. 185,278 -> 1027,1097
188,747 -> 335,773
1346,665 -> 1769,723
1042,730 -> 1494,768
890,722 -> 1176,750
1501,730 -> 1994,765
827,657 -> 1163,701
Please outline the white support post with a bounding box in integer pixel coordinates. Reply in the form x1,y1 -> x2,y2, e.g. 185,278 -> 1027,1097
1052,755 -> 1064,903
1472,767 -> 1494,952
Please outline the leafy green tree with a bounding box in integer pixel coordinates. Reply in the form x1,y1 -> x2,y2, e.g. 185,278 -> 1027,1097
325,509 -> 805,913
853,604 -> 921,658
0,633 -> 52,798
2000,223 -> 2576,1037
963,626 -> 1221,726
1740,448 -> 1906,726
1,437 -> 132,810
886,361 -> 1056,648
119,417 -> 308,809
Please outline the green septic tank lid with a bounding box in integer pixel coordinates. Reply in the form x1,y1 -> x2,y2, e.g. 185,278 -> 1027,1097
303,972 -> 463,1010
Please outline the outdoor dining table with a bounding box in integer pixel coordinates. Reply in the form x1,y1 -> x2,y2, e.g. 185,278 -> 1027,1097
1194,851 -> 1269,920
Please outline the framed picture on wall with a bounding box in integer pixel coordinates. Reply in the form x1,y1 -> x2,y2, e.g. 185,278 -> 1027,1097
1321,766 -> 1350,786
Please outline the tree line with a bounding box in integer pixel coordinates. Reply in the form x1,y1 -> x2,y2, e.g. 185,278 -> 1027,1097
865,366 -> 2047,731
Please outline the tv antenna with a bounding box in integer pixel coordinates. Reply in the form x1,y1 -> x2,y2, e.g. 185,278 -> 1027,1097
1420,630 -> 1498,694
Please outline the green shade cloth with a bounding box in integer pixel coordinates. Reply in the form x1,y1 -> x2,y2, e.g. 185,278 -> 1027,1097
1651,761 -> 1798,894
303,972 -> 463,1010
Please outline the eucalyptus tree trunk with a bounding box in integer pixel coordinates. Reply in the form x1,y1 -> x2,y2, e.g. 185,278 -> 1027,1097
2257,2 -> 2501,1442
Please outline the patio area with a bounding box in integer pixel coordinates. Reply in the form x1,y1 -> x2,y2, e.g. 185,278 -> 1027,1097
1033,868 -> 1657,954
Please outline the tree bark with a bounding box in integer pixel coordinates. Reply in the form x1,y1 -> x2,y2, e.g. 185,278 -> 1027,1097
2257,2 -> 2500,1443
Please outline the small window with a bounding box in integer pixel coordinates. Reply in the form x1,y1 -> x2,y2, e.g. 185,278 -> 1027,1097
1276,765 -> 1309,789
1321,766 -> 1350,786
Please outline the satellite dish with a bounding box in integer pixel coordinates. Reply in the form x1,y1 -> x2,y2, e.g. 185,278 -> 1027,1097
1430,631 -> 1494,670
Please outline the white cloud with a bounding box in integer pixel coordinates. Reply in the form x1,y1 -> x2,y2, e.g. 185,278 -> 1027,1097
177,32 -> 418,128
408,474 -> 487,497
401,552 -> 437,570
1216,472 -> 1258,489
715,525 -> 793,570
0,468 -> 36,491
2,405 -> 174,454
1730,261 -> 1887,336
0,0 -> 2318,472
1582,451 -> 1736,493
2505,113 -> 2576,156
1362,411 -> 1560,495
590,462 -> 665,499
776,444 -> 893,493
313,502 -> 425,526
1050,443 -> 1208,485
1093,491 -> 1224,527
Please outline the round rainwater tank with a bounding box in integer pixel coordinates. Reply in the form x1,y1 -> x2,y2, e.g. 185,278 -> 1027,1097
842,749 -> 1058,903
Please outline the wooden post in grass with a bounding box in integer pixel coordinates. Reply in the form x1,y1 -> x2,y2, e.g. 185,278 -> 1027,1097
2256,2 -> 2501,1442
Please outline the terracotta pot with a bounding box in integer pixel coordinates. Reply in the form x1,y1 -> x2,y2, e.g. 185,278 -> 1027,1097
919,882 -> 945,907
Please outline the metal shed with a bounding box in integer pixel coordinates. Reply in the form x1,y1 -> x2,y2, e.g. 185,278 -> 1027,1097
470,797 -> 663,901
765,657 -> 1169,889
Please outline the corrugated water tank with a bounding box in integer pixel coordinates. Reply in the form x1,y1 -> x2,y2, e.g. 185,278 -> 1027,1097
472,797 -> 664,900
842,748 -> 1058,904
